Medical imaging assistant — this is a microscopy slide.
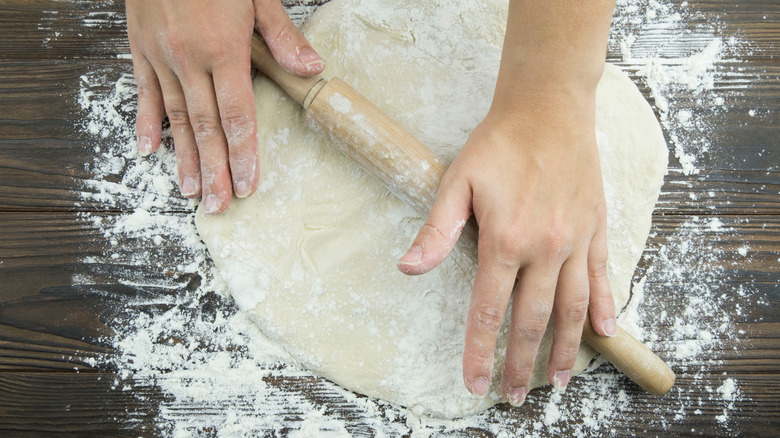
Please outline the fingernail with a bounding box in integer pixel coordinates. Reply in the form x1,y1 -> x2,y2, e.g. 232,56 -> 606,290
202,194 -> 222,214
397,245 -> 423,266
234,180 -> 251,198
470,376 -> 490,397
602,318 -> 617,337
507,387 -> 527,407
298,48 -> 324,71
553,370 -> 571,392
180,177 -> 198,197
138,136 -> 152,156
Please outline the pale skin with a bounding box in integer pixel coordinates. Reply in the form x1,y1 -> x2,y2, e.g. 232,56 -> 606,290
127,0 -> 617,407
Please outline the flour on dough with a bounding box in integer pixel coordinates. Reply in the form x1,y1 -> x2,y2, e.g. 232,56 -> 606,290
195,0 -> 668,419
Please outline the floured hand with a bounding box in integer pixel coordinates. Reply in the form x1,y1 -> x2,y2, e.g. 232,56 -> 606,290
398,0 -> 619,406
398,92 -> 617,405
125,0 -> 324,213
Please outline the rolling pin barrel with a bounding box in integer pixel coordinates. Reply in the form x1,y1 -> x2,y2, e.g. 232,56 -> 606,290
250,33 -> 674,396
305,78 -> 447,216
251,37 -> 446,215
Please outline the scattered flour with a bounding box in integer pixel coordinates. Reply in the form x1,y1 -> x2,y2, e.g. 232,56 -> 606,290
612,0 -> 750,176
64,0 -> 762,435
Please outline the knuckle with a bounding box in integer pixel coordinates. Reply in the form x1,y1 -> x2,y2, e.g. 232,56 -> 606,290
221,113 -> 255,147
470,305 -> 505,334
565,298 -> 589,322
166,108 -> 190,127
136,81 -> 156,100
163,31 -> 233,70
541,223 -> 573,261
267,21 -> 293,46
485,227 -> 524,265
588,259 -> 609,280
516,321 -> 548,342
162,33 -> 189,66
204,41 -> 235,67
190,114 -> 222,140
420,222 -> 448,242
439,168 -> 458,187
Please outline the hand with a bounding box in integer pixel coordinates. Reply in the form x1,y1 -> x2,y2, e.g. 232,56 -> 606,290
126,0 -> 324,213
397,91 -> 617,405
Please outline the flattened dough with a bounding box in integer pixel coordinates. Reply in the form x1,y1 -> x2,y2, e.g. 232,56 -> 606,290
196,0 -> 668,418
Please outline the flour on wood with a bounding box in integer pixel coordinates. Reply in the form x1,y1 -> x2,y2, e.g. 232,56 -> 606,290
195,0 -> 667,418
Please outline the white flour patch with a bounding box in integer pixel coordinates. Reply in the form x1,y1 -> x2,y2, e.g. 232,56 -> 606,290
612,0 -> 752,176
62,0 -> 761,435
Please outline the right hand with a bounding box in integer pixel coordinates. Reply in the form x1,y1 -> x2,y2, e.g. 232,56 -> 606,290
126,0 -> 325,213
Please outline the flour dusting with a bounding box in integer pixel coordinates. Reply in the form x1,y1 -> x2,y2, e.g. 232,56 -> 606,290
63,0 -> 763,435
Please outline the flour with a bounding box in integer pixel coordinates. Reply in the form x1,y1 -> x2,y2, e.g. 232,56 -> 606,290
613,0 -> 747,176
62,0 -> 761,435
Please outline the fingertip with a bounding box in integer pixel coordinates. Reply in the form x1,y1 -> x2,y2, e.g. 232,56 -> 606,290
396,221 -> 459,276
180,175 -> 200,198
231,152 -> 259,198
600,317 -> 617,338
234,161 -> 259,199
135,111 -> 163,157
256,4 -> 324,77
137,135 -> 153,157
505,386 -> 528,407
132,61 -> 164,157
397,245 -> 424,273
202,193 -> 232,214
297,47 -> 325,75
551,369 -> 572,392
234,180 -> 252,199
202,194 -> 223,214
588,284 -> 617,338
588,230 -> 617,337
467,375 -> 491,397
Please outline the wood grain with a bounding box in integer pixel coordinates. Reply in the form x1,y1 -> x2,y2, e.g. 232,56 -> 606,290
0,0 -> 777,436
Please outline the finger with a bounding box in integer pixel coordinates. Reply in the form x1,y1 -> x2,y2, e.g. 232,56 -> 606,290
546,252 -> 589,393
131,53 -> 164,157
461,239 -> 520,397
178,72 -> 233,213
213,62 -> 259,198
254,0 -> 325,76
397,172 -> 472,276
501,265 -> 557,406
587,225 -> 617,337
155,68 -> 202,199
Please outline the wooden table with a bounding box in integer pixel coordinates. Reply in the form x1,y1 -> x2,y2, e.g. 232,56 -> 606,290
0,0 -> 777,436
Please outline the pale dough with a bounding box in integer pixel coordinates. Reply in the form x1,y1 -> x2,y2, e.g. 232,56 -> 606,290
195,0 -> 668,418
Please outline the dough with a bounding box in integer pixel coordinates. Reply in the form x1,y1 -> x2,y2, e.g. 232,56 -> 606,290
195,0 -> 668,419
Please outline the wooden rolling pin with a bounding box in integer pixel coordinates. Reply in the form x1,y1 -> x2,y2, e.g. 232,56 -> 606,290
250,33 -> 675,396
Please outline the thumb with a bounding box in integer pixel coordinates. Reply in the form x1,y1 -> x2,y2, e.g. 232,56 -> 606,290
254,0 -> 325,76
398,176 -> 472,276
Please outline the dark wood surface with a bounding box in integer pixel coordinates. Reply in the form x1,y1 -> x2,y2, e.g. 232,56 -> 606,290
1,0 -> 778,436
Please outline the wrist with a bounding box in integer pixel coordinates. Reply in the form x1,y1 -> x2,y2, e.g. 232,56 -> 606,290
488,70 -> 600,131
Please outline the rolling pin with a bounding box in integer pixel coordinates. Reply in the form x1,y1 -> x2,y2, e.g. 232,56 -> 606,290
250,33 -> 675,396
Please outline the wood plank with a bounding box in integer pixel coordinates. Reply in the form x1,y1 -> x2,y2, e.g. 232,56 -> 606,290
0,370 -> 776,437
0,59 -> 777,213
0,210 -> 777,424
0,0 -> 777,435
0,212 -> 780,354
0,372 -> 160,437
0,0 -> 328,61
